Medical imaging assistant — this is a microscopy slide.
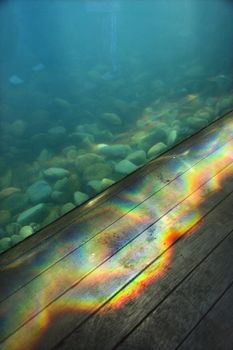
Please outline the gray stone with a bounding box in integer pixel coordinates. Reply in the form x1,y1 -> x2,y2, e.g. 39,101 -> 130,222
97,144 -> 131,158
74,191 -> 89,206
17,203 -> 48,225
147,142 -> 167,159
115,159 -> 138,175
43,167 -> 70,180
26,180 -> 52,204
126,150 -> 147,166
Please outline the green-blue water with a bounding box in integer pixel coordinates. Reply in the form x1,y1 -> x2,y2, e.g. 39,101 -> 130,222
0,0 -> 233,253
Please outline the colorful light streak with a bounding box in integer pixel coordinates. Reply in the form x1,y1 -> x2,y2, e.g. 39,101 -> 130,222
0,116 -> 233,350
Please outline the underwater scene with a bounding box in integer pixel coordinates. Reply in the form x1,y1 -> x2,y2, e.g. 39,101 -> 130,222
0,0 -> 233,253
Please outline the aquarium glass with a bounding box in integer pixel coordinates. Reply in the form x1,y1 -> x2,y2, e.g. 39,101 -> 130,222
0,0 -> 233,253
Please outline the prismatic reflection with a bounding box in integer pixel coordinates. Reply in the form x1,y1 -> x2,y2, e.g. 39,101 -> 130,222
0,117 -> 233,350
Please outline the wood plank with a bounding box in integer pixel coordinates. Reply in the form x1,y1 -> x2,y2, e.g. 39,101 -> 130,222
1,111 -> 232,268
178,282 -> 233,350
116,228 -> 233,350
1,164 -> 233,349
52,183 -> 233,350
1,131 -> 232,304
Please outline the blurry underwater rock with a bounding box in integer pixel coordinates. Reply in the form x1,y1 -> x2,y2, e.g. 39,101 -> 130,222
43,167 -> 70,181
100,112 -> 122,127
0,237 -> 12,252
0,210 -> 11,226
96,144 -> 131,159
60,202 -> 76,216
47,126 -> 68,149
51,190 -> 70,204
139,128 -> 168,152
19,225 -> 34,239
5,222 -> 21,236
9,75 -> 24,85
126,150 -> 147,166
75,153 -> 105,173
73,191 -> 89,206
87,180 -> 109,194
17,203 -> 48,226
166,130 -> 178,147
115,159 -> 138,175
186,117 -> 208,130
216,95 -> 233,114
82,162 -> 113,182
26,180 -> 52,204
1,192 -> 27,215
8,119 -> 27,137
0,187 -> 21,200
147,142 -> 167,159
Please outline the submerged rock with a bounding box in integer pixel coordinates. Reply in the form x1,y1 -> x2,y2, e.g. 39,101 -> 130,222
5,222 -> 21,236
0,210 -> 11,226
147,142 -> 167,159
82,162 -> 113,182
0,237 -> 11,252
2,193 -> 27,215
87,180 -> 106,193
75,153 -> 105,173
100,112 -> 122,126
0,187 -> 21,200
43,167 -> 70,180
97,144 -> 131,158
17,203 -> 48,225
51,190 -> 69,204
74,191 -> 89,206
19,225 -> 34,239
115,159 -> 138,175
11,234 -> 22,246
140,128 -> 167,151
186,117 -> 207,129
166,130 -> 178,146
126,150 -> 147,166
26,180 -> 52,204
60,202 -> 76,216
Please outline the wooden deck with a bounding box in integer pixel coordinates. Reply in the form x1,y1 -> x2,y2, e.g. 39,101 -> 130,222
0,111 -> 233,350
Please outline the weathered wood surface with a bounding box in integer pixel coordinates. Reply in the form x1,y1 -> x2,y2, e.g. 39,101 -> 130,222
178,282 -> 233,350
116,229 -> 233,350
0,112 -> 232,350
54,183 -> 233,350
